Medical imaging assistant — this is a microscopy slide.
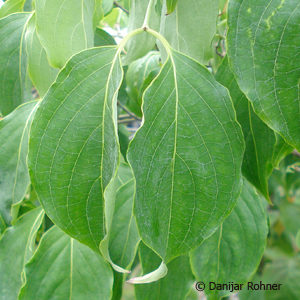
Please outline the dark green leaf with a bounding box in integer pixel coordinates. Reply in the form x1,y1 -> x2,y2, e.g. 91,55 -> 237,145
166,0 -> 177,15
227,0 -> 300,150
94,27 -> 116,46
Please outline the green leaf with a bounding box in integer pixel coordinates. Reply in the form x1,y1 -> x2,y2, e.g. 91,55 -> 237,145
215,58 -> 292,201
124,0 -> 160,64
190,179 -> 268,299
94,27 -> 116,46
126,51 -> 161,117
35,0 -> 99,68
28,47 -> 122,252
135,243 -> 194,300
296,230 -> 300,248
0,12 -> 31,116
19,226 -> 114,300
128,48 -> 244,263
0,0 -> 26,18
160,0 -> 219,64
25,14 -> 58,97
227,0 -> 300,151
0,101 -> 38,225
103,0 -> 114,15
0,208 -> 44,300
166,0 -> 177,15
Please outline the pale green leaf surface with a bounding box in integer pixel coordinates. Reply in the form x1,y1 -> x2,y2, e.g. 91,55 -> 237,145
102,0 -> 114,15
0,12 -> 31,116
0,208 -> 44,300
128,49 -> 244,262
35,0 -> 97,68
227,0 -> 300,150
215,58 -> 292,200
0,101 -> 38,225
0,0 -> 25,18
25,14 -> 58,97
135,243 -> 194,300
190,179 -> 268,299
160,0 -> 219,64
19,226 -> 113,300
124,0 -> 160,64
28,47 -> 122,252
126,51 -> 161,117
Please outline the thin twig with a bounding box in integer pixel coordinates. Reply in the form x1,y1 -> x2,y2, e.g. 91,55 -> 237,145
117,100 -> 141,121
113,1 -> 129,14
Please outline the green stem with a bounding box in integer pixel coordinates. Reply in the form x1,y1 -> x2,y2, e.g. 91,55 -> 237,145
142,0 -> 155,28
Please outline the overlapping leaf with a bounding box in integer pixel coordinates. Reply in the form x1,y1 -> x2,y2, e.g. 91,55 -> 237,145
190,179 -> 268,299
0,12 -> 31,115
0,208 -> 44,300
166,0 -> 177,15
216,58 -> 292,200
0,101 -> 38,225
0,0 -> 26,18
28,47 -> 122,252
128,48 -> 244,263
227,0 -> 300,150
19,226 -> 113,300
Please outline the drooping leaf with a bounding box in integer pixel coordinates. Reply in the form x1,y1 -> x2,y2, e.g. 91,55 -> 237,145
126,51 -> 161,117
35,0 -> 101,68
135,243 -> 194,300
166,0 -> 177,15
0,0 -> 26,18
0,208 -> 44,300
25,14 -> 58,97
124,0 -> 160,64
19,226 -> 114,300
0,12 -> 31,116
190,179 -> 268,299
160,0 -> 219,64
128,48 -> 244,263
215,58 -> 292,200
28,47 -> 122,252
94,27 -> 116,46
0,101 -> 39,225
227,0 -> 300,151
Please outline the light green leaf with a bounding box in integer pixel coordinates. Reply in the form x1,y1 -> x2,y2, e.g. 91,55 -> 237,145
0,0 -> 26,18
190,179 -> 268,299
94,27 -> 116,46
296,230 -> 300,248
0,208 -> 44,300
128,47 -> 244,263
166,0 -> 177,15
103,0 -> 114,15
135,243 -> 194,299
35,0 -> 99,68
19,226 -> 113,300
124,0 -> 160,64
25,14 -> 58,97
215,58 -> 292,201
126,51 -> 161,117
0,101 -> 38,225
28,47 -> 122,252
160,0 -> 219,64
227,0 -> 300,151
0,12 -> 31,116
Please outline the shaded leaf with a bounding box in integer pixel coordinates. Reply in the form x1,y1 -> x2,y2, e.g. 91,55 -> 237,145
190,179 -> 268,299
0,208 -> 44,300
28,47 -> 122,252
94,27 -> 116,46
0,12 -> 31,116
227,0 -> 300,150
215,58 -> 292,200
0,101 -> 38,225
166,0 -> 177,15
128,49 -> 244,263
19,226 -> 113,300
160,0 -> 219,64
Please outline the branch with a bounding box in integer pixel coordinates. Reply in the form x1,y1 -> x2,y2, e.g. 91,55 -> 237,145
113,1 -> 129,14
117,100 -> 141,121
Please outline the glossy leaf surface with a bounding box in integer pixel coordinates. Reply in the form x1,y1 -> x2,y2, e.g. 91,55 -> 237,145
227,0 -> 300,150
128,49 -> 244,262
190,179 -> 268,299
0,101 -> 38,225
0,208 -> 44,300
216,58 -> 292,200
19,226 -> 114,300
28,47 -> 122,252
